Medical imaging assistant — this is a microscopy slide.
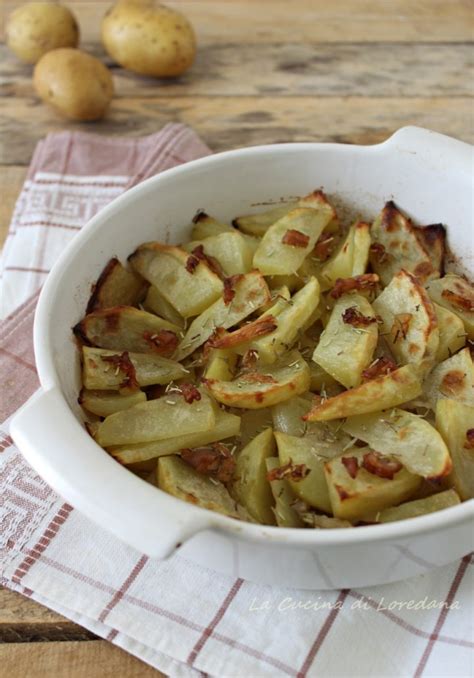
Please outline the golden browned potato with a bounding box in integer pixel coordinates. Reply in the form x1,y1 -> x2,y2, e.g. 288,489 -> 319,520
6,2 -> 79,64
34,48 -> 114,121
101,0 -> 196,77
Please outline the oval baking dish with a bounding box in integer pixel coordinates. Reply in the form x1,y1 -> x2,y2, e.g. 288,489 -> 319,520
10,127 -> 474,589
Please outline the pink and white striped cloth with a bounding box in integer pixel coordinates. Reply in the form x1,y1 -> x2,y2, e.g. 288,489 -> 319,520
0,124 -> 472,677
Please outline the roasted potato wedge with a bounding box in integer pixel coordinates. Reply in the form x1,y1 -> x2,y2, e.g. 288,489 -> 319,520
414,224 -> 446,276
266,457 -> 305,527
86,257 -> 146,313
343,409 -> 452,479
233,202 -> 297,237
242,277 -> 320,364
373,269 -> 438,367
176,271 -> 271,359
129,243 -> 223,317
424,347 -> 474,409
190,212 -> 232,240
142,285 -> 184,328
109,408 -> 240,464
324,447 -> 421,521
79,388 -> 146,417
312,293 -> 378,388
232,428 -> 276,524
74,306 -> 181,357
157,456 -> 241,518
426,274 -> 474,339
205,350 -> 310,409
433,302 -> 466,362
274,431 -> 332,512
301,513 -> 353,528
304,364 -> 422,422
253,194 -> 335,275
204,348 -> 238,381
321,221 -> 371,288
183,231 -> 253,275
96,390 -> 215,446
369,201 -> 435,285
240,408 -> 273,446
82,346 -> 187,390
375,488 -> 460,523
436,399 -> 474,500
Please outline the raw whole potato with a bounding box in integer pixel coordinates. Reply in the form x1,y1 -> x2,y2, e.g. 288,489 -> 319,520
101,0 -> 196,77
6,2 -> 79,64
34,48 -> 114,121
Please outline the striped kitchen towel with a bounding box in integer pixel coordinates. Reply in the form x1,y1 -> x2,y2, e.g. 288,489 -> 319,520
0,124 -> 472,678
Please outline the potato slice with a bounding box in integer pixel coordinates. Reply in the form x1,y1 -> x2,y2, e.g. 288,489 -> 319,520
301,513 -> 353,528
274,431 -> 332,512
266,457 -> 304,527
312,293 -> 378,389
426,274 -> 474,339
436,399 -> 474,500
96,390 -> 215,446
82,346 -> 187,390
433,302 -> 466,362
414,224 -> 446,276
79,388 -> 146,417
86,257 -> 146,313
253,285 -> 291,316
129,243 -> 223,317
369,201 -> 435,285
176,271 -> 271,359
204,348 -> 238,381
244,277 -> 320,364
142,285 -> 184,328
205,350 -> 310,409
183,232 -> 253,275
253,194 -> 335,275
424,347 -> 474,408
375,489 -> 460,523
304,364 -> 422,422
271,395 -> 312,436
233,202 -> 297,237
109,408 -> 240,464
343,409 -> 452,479
373,269 -> 438,366
157,455 -> 241,518
190,212 -> 232,240
232,428 -> 276,524
309,363 -> 342,393
74,306 -> 181,356
324,447 -> 421,521
320,221 -> 371,288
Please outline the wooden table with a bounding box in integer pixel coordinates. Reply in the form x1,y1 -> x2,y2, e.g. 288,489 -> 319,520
0,1 -> 472,675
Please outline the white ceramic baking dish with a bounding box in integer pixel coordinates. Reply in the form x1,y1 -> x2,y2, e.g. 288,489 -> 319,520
10,126 -> 474,590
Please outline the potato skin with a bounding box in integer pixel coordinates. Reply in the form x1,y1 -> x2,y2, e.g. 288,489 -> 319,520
34,49 -> 114,121
101,0 -> 196,77
6,2 -> 79,64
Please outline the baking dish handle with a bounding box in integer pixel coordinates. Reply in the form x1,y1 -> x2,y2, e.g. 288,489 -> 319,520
384,126 -> 473,174
10,388 -> 214,559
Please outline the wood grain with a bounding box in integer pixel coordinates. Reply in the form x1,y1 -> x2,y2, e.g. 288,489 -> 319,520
1,95 -> 472,167
2,0 -> 473,44
0,641 -> 163,677
0,165 -> 25,246
2,42 -> 472,99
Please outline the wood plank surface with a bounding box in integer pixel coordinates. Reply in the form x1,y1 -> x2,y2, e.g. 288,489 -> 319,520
2,95 -> 473,167
2,42 -> 473,99
2,0 -> 473,44
0,641 -> 162,677
0,0 -> 472,675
